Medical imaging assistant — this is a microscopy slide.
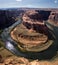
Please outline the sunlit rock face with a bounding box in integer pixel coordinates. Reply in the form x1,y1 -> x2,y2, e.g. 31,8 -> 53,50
46,11 -> 58,40
22,10 -> 51,35
48,11 -> 58,26
1,57 -> 58,65
22,10 -> 51,22
49,11 -> 58,21
11,10 -> 54,52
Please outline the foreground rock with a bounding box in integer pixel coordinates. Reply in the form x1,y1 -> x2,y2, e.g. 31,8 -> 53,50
0,57 -> 58,65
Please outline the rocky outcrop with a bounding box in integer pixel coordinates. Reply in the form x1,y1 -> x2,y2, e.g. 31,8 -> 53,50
0,57 -> 58,65
22,10 -> 44,25
11,24 -> 51,52
22,10 -> 52,36
22,10 -> 51,22
11,10 -> 54,52
49,11 -> 58,21
48,11 -> 58,26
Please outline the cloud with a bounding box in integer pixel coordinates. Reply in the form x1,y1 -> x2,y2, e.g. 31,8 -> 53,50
16,0 -> 22,2
54,0 -> 58,3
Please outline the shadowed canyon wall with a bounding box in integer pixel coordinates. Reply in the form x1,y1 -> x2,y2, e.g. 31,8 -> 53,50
0,9 -> 58,29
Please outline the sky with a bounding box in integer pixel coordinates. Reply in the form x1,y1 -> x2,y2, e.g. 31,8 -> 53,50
0,0 -> 58,8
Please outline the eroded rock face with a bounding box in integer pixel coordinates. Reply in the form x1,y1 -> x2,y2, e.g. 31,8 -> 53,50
0,57 -> 29,65
22,10 -> 51,22
0,57 -> 58,65
22,10 -> 49,35
10,25 -> 53,52
11,10 -> 54,52
22,10 -> 44,26
49,11 -> 58,21
11,24 -> 51,52
48,11 -> 58,26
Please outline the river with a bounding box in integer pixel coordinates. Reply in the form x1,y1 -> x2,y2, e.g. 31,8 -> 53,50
0,20 -> 58,60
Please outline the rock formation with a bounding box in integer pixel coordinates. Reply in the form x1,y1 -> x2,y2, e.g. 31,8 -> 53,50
48,11 -> 58,26
11,10 -> 54,52
0,57 -> 58,65
22,10 -> 50,35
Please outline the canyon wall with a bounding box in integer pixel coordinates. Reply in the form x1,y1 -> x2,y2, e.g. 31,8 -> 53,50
0,8 -> 58,29
0,9 -> 24,29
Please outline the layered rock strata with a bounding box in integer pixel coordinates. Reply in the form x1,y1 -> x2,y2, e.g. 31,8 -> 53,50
11,10 -> 54,52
